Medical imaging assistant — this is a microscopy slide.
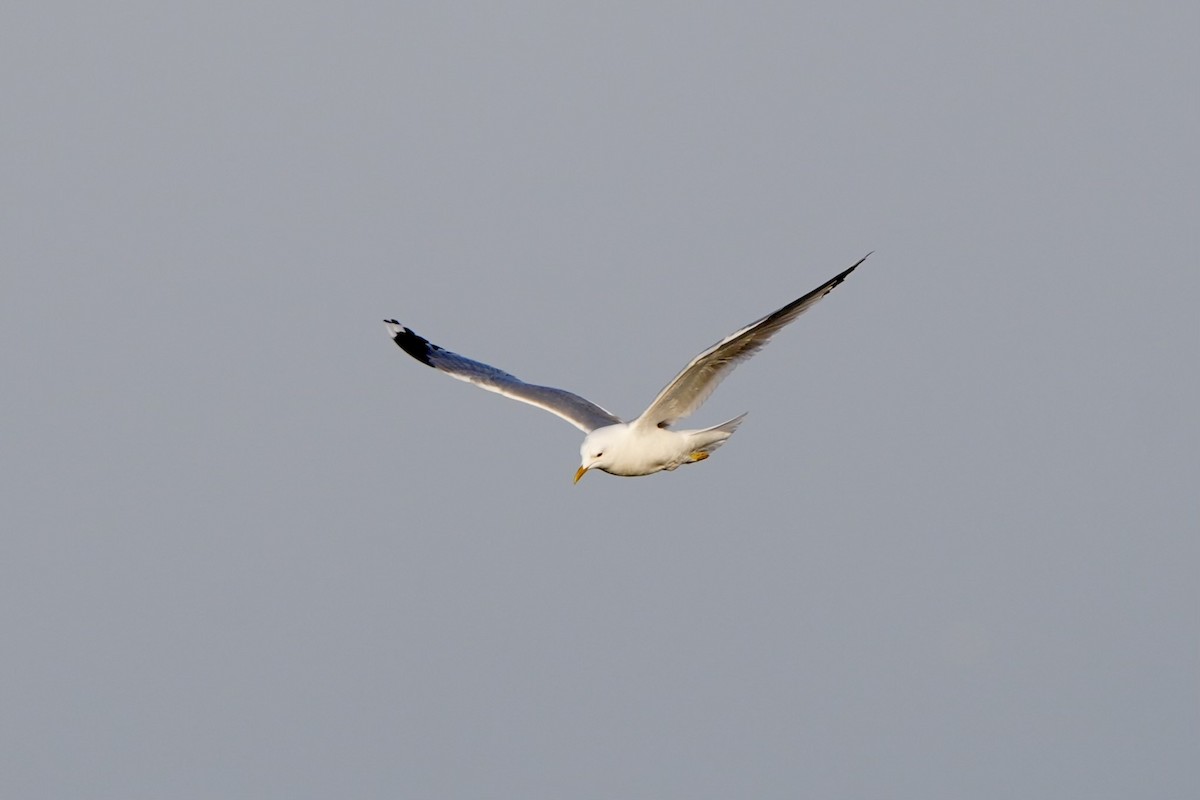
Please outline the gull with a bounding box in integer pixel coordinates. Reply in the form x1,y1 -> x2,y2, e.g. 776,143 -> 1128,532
385,254 -> 868,482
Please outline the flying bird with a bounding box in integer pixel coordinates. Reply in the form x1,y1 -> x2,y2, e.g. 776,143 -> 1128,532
385,254 -> 868,482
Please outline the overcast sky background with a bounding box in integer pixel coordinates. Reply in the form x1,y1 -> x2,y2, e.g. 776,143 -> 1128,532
3,2 -> 1197,798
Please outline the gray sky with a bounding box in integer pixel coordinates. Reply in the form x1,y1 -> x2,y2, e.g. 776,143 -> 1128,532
3,2 -> 1197,798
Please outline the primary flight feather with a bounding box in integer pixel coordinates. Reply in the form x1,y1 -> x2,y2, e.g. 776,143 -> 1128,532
385,253 -> 869,481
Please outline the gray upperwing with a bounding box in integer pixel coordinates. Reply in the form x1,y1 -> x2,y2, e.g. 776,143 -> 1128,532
385,320 -> 622,433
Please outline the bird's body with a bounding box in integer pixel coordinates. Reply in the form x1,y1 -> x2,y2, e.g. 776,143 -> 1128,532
575,414 -> 746,478
385,254 -> 868,481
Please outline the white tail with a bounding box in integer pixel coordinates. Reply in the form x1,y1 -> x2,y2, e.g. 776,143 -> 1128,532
691,413 -> 748,456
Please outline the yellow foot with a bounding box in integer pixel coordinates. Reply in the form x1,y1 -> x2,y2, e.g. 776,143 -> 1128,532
689,451 -> 710,462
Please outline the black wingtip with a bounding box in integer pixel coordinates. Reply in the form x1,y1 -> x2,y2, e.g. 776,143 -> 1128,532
829,251 -> 872,288
384,320 -> 439,367
847,251 -> 872,273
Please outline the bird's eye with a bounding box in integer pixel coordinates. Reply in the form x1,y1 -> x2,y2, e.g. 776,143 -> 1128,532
595,452 -> 603,458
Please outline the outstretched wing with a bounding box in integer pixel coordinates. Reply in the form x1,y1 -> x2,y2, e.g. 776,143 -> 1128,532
384,320 -> 622,433
633,254 -> 869,429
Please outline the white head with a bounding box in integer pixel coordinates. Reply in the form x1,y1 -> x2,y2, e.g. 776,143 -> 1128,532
574,424 -> 625,483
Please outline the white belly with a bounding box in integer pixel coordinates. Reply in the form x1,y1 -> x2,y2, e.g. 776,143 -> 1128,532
600,427 -> 695,476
